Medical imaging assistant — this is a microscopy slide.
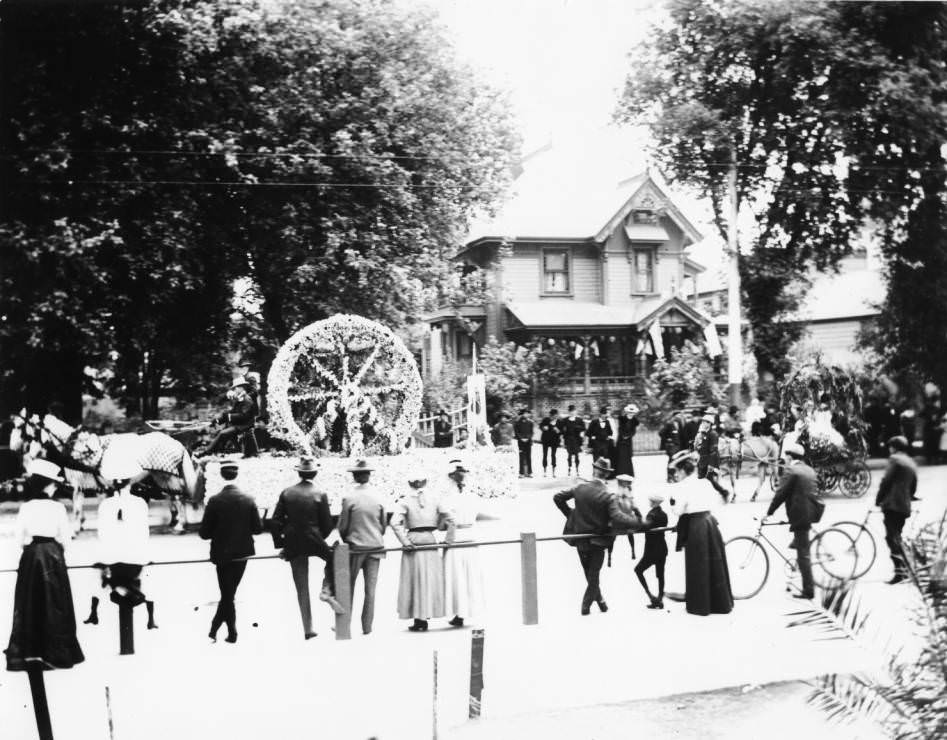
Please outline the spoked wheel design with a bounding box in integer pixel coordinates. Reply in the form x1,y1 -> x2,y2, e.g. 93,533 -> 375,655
811,527 -> 858,587
724,535 -> 770,600
839,460 -> 871,498
831,521 -> 877,579
816,467 -> 841,494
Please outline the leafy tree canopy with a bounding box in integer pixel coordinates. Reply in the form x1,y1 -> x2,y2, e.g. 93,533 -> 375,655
617,0 -> 947,380
0,0 -> 519,417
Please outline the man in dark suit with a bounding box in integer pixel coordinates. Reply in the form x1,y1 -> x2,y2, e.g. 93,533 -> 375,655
659,406 -> 689,459
271,456 -> 343,640
203,377 -> 259,457
682,409 -> 701,450
586,407 -> 613,462
553,456 -> 644,614
561,405 -> 587,478
433,410 -> 453,448
876,435 -> 918,584
513,408 -> 535,478
540,409 -> 562,477
199,461 -> 263,642
764,442 -> 819,599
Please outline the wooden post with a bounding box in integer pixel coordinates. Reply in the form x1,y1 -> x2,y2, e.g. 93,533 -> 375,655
432,649 -> 439,740
468,629 -> 485,719
333,542 -> 352,640
26,664 -> 54,740
118,603 -> 134,655
520,532 -> 539,625
105,686 -> 115,740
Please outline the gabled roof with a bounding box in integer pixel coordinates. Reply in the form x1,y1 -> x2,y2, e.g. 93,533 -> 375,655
463,140 -> 703,248
504,295 -> 711,331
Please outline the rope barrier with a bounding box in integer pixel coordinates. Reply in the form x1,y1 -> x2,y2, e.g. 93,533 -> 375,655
0,525 -> 708,574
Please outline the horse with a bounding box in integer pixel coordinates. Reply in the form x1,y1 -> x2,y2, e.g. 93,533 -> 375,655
666,434 -> 781,503
10,412 -> 205,534
717,434 -> 781,502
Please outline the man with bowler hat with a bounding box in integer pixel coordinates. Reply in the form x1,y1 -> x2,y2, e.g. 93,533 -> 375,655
876,435 -> 918,584
513,408 -> 535,478
338,459 -> 387,635
586,407 -> 613,463
271,457 -> 343,640
199,461 -> 262,642
553,457 -> 643,614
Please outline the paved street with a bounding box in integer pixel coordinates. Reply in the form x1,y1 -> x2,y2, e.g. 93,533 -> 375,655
0,453 -> 942,739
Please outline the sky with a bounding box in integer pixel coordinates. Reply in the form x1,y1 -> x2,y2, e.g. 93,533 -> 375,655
401,0 -> 728,276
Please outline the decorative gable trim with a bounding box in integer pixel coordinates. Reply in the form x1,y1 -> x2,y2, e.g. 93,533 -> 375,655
637,295 -> 710,329
594,172 -> 702,246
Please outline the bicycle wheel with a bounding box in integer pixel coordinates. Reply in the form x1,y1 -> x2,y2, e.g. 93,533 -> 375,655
830,521 -> 877,579
811,527 -> 858,587
724,535 -> 770,599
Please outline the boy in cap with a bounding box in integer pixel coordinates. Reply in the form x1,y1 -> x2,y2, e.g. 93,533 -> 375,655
199,461 -> 262,642
635,493 -> 669,609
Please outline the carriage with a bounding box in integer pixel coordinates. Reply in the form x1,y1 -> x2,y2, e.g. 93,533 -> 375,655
786,426 -> 872,497
775,360 -> 873,498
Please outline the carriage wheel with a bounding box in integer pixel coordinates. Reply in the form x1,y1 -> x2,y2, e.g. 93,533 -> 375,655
724,536 -> 770,599
839,460 -> 871,498
816,467 -> 840,495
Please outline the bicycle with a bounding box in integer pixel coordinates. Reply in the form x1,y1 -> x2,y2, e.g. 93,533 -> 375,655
832,505 -> 933,581
725,518 -> 858,600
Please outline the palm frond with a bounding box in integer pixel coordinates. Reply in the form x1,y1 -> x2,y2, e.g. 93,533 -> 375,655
805,673 -> 902,733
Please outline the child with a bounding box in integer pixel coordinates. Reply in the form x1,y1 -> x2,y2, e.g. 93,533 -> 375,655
608,474 -> 642,564
635,493 -> 669,609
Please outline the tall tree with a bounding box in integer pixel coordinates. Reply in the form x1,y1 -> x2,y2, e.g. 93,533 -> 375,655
616,0 -> 947,382
0,0 -> 519,417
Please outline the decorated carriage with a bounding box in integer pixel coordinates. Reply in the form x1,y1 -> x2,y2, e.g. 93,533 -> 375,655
777,360 -> 872,497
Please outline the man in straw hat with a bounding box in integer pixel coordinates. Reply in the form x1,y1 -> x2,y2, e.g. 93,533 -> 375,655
338,458 -> 387,635
199,460 -> 262,642
553,456 -> 644,615
635,492 -> 669,609
202,377 -> 259,457
271,457 -> 344,640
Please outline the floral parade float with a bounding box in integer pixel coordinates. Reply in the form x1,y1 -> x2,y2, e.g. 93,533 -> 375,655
777,359 -> 871,497
204,314 -> 517,511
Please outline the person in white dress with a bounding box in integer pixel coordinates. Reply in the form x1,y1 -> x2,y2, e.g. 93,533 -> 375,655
442,459 -> 485,627
83,459 -> 157,629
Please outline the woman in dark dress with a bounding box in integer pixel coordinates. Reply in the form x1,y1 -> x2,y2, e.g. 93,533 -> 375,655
5,459 -> 84,672
670,482 -> 733,616
615,403 -> 640,476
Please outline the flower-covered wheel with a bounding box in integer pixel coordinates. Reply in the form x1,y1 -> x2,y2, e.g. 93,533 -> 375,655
267,314 -> 423,457
839,459 -> 871,498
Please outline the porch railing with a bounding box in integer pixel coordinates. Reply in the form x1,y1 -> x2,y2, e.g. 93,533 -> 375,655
414,404 -> 469,448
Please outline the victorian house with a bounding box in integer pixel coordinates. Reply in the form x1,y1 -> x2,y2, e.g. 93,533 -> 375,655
421,144 -> 723,406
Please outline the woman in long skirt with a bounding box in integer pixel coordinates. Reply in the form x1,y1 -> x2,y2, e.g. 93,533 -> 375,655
393,476 -> 455,632
442,460 -> 485,627
671,480 -> 733,616
5,459 -> 84,671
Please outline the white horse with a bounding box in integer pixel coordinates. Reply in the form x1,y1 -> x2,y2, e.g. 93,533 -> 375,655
10,412 -> 205,534
717,434 -> 782,502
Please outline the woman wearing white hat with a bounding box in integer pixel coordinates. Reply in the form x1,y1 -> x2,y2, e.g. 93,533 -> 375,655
5,459 -> 85,671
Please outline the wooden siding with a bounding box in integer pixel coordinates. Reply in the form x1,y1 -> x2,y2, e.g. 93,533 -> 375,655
572,244 -> 601,302
503,245 -> 541,301
801,320 -> 864,364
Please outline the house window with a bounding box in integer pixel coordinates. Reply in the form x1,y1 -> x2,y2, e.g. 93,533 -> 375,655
632,209 -> 657,225
456,332 -> 473,358
633,249 -> 654,293
543,249 -> 570,293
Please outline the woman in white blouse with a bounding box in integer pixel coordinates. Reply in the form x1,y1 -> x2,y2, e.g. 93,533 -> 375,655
5,459 -> 84,671
669,477 -> 734,616
442,460 -> 485,627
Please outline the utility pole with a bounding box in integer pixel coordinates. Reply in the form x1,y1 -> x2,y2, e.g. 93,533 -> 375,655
727,147 -> 742,406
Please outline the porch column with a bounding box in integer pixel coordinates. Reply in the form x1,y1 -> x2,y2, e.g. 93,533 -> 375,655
581,336 -> 591,395
430,324 -> 442,376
